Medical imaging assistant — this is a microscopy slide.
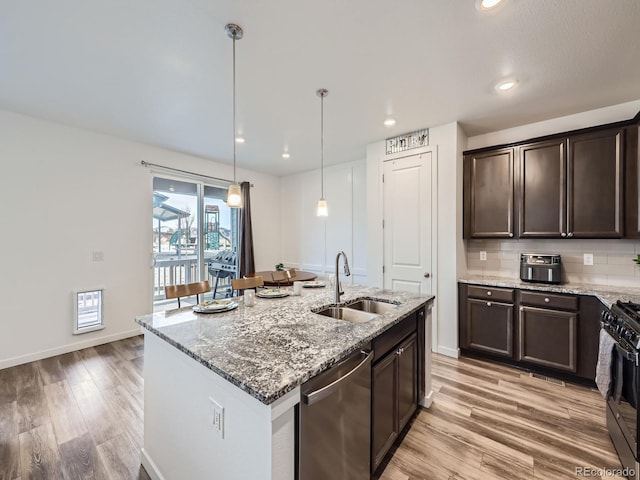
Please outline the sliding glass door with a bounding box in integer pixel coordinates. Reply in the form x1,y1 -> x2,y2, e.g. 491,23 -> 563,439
152,177 -> 237,311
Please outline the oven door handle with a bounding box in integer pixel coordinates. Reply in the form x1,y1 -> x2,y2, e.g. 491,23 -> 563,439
615,342 -> 639,367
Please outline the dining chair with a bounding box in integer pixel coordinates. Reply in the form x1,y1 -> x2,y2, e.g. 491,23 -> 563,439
164,280 -> 211,308
231,276 -> 264,293
272,268 -> 296,287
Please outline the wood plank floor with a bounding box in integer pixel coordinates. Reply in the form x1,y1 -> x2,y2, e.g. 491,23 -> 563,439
378,354 -> 626,480
0,340 -> 626,479
0,337 -> 149,480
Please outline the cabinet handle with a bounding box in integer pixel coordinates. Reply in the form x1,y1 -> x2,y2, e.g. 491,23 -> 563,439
509,233 -> 514,238
544,297 -> 550,303
486,302 -> 492,307
396,347 -> 404,355
487,291 -> 492,296
568,232 -> 573,237
561,232 -> 567,237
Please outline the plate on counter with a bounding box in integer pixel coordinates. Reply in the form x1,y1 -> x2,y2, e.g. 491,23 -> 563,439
193,300 -> 239,313
301,281 -> 326,288
256,288 -> 290,299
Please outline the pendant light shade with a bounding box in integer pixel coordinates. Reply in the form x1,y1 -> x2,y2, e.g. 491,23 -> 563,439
226,23 -> 243,208
316,88 -> 329,217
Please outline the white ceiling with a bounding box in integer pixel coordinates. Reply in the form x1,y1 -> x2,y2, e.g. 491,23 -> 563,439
1,0 -> 639,176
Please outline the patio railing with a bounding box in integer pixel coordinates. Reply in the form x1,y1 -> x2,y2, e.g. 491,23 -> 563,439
153,256 -> 232,301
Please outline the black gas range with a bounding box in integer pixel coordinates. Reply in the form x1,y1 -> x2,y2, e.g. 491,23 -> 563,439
601,301 -> 640,479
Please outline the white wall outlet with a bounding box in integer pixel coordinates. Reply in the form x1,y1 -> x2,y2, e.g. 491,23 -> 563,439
583,253 -> 594,266
210,397 -> 224,439
480,251 -> 487,261
92,251 -> 104,262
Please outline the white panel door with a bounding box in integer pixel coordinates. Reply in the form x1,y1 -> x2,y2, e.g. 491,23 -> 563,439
383,153 -> 432,293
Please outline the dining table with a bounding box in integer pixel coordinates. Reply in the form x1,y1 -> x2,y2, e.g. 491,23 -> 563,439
248,270 -> 317,287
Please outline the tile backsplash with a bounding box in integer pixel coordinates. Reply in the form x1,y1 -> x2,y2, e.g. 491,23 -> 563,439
466,239 -> 640,288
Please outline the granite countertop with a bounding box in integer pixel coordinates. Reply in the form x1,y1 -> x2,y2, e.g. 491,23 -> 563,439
459,275 -> 640,308
135,285 -> 434,405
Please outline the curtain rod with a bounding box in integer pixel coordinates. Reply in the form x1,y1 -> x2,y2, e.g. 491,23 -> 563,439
140,160 -> 253,187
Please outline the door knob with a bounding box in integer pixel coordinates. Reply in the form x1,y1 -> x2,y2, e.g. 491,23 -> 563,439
423,273 -> 430,278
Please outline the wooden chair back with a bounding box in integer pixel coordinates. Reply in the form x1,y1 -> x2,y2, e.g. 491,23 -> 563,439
272,268 -> 296,283
164,280 -> 210,308
231,276 -> 264,291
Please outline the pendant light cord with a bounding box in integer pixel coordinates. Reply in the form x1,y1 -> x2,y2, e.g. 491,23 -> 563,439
320,93 -> 324,198
232,35 -> 237,184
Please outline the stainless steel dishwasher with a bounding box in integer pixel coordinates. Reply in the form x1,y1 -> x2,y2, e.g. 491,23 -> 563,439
299,348 -> 372,480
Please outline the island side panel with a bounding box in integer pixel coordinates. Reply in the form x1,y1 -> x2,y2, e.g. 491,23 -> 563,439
141,332 -> 297,480
421,302 -> 434,407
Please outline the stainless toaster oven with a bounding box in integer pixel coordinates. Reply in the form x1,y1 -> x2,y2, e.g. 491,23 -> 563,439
520,253 -> 562,284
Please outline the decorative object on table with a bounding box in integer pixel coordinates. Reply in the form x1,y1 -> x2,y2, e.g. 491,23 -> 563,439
256,288 -> 290,299
275,263 -> 284,271
302,280 -> 326,288
633,254 -> 640,265
292,281 -> 303,295
385,128 -> 429,155
193,299 -> 239,313
316,88 -> 329,217
225,23 -> 243,208
244,290 -> 256,307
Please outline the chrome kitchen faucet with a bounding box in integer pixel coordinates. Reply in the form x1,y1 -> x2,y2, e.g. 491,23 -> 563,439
334,251 -> 351,304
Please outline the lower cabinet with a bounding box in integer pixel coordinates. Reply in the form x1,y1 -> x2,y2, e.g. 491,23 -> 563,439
371,314 -> 420,474
458,283 -> 599,382
518,306 -> 577,372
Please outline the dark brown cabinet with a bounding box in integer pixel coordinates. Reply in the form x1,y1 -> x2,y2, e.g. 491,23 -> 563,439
463,148 -> 515,238
371,315 -> 420,474
460,286 -> 514,358
626,124 -> 640,238
518,139 -> 566,237
459,283 -> 601,382
518,291 -> 578,372
567,128 -> 623,238
465,125 -> 626,239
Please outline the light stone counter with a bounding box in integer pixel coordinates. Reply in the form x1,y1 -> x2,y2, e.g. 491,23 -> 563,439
135,284 -> 434,405
459,275 -> 640,308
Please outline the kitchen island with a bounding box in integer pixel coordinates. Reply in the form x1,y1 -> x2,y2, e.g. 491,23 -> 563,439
135,285 -> 434,480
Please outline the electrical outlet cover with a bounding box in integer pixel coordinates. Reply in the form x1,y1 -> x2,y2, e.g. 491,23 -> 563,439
584,253 -> 594,266
480,251 -> 487,261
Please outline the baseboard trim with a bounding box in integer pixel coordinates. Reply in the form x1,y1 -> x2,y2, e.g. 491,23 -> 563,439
435,345 -> 460,358
0,328 -> 142,369
141,448 -> 166,480
420,389 -> 434,408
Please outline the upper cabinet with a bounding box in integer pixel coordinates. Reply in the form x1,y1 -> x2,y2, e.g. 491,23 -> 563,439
518,139 -> 566,237
626,124 -> 640,238
463,148 -> 515,238
567,128 -> 623,238
464,121 -> 629,240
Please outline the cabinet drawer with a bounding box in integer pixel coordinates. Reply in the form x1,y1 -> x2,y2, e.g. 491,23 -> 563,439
467,285 -> 514,303
520,291 -> 578,311
373,314 -> 417,362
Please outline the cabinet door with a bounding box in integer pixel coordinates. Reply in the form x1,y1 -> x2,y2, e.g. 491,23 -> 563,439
518,139 -> 566,237
626,125 -> 639,238
567,128 -> 624,238
464,148 -> 515,238
518,306 -> 577,372
371,352 -> 398,472
397,333 -> 417,432
465,298 -> 513,357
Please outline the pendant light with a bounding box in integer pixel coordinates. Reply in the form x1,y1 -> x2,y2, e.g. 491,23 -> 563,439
316,88 -> 329,217
226,23 -> 243,208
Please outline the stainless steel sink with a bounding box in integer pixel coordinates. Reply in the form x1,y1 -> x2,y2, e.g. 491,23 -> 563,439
345,299 -> 398,314
314,306 -> 378,323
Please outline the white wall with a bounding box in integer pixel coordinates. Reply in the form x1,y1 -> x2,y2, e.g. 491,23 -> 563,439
0,110 -> 281,368
465,99 -> 640,288
280,161 -> 367,284
366,122 -> 467,358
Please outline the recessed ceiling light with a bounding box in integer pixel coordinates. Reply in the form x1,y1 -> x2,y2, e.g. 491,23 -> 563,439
235,136 -> 245,143
384,118 -> 396,127
282,152 -> 290,159
476,0 -> 504,10
495,78 -> 518,92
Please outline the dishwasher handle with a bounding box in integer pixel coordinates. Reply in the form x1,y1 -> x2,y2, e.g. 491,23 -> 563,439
302,350 -> 373,406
